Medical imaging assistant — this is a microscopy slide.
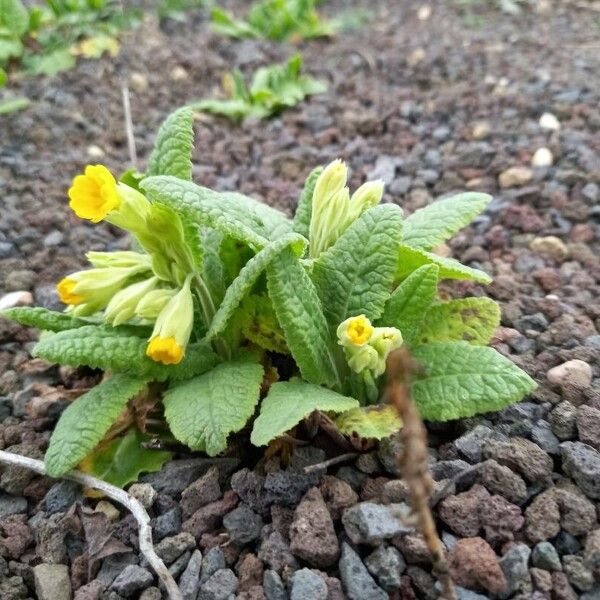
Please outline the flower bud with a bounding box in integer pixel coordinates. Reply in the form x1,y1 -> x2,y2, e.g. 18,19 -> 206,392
86,250 -> 152,270
346,344 -> 380,374
104,277 -> 159,326
346,179 -> 384,224
135,288 -> 177,320
370,326 -> 403,376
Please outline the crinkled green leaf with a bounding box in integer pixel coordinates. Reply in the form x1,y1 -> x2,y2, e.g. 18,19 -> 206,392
208,232 -> 307,340
32,325 -> 218,381
379,265 -> 439,345
1,307 -> 89,332
293,165 -> 322,239
163,360 -> 264,456
403,193 -> 491,251
251,379 -> 358,446
141,176 -> 292,249
396,244 -> 492,285
419,297 -> 500,346
80,429 -> 172,489
335,405 -> 402,440
312,204 -> 403,329
266,248 -> 340,388
0,0 -> 29,36
411,342 -> 537,422
147,107 -> 194,180
238,294 -> 288,353
45,374 -> 148,477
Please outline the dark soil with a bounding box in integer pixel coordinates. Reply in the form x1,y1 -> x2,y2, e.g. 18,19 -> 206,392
1,0 -> 599,599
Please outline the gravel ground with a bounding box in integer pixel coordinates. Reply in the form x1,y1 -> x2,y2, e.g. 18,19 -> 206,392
0,0 -> 599,598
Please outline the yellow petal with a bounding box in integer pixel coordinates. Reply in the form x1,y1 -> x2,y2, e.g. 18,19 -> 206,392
347,315 -> 374,346
68,164 -> 120,223
146,336 -> 184,365
56,277 -> 84,305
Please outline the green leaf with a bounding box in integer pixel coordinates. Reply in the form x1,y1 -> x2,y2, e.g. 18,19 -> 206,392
79,429 -> 172,489
141,176 -> 292,250
419,297 -> 500,346
0,96 -> 30,114
238,294 -> 288,353
32,325 -> 218,381
335,405 -> 402,440
312,204 -> 403,329
293,165 -> 322,239
379,265 -> 439,345
208,232 -> 306,341
0,0 -> 29,36
0,37 -> 23,63
411,342 -> 537,422
403,192 -> 491,251
0,307 -> 91,332
396,244 -> 492,285
266,248 -> 340,388
210,7 -> 258,38
147,107 -> 194,181
163,360 -> 264,456
45,374 -> 148,477
251,379 -> 359,446
23,48 -> 75,76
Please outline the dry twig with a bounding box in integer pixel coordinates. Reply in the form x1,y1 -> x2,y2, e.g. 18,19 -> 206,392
386,348 -> 457,600
303,452 -> 359,474
121,85 -> 138,169
0,449 -> 183,600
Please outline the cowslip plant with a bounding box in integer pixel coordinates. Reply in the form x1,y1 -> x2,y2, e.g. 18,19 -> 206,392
2,107 -> 536,485
192,53 -> 326,121
211,0 -> 335,41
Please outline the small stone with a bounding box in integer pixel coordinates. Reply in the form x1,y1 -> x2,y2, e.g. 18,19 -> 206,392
198,568 -> 238,600
532,147 -> 554,167
74,579 -> 103,600
550,401 -> 578,440
200,546 -> 225,584
258,530 -> 298,572
393,532 -> 432,565
130,72 -> 148,92
110,565 -> 153,597
472,121 -> 491,139
561,442 -> 600,499
338,542 -> 387,600
264,470 -> 320,507
577,406 -> 600,450
171,66 -> 188,80
289,568 -> 327,600
154,506 -> 182,541
289,487 -> 339,567
180,467 -> 222,518
454,425 -> 502,463
555,485 -> 596,536
364,545 -> 406,591
342,502 -> 412,545
555,531 -> 582,557
539,112 -> 560,130
530,236 -> 568,261
483,437 -> 552,483
499,543 -> 532,596
499,166 -> 533,188
155,532 -> 196,564
44,480 -> 80,515
532,541 -> 562,571
0,514 -> 33,560
0,575 -> 28,600
319,476 -> 358,520
236,552 -> 263,591
0,494 -> 27,518
530,568 -> 553,593
552,571 -> 578,600
128,483 -> 157,509
531,421 -> 561,455
448,537 -> 508,595
584,529 -> 600,579
563,555 -> 594,591
179,549 -> 202,600
97,553 -> 138,587
95,501 -> 120,522
182,491 -> 238,542
438,485 -> 489,537
548,360 -> 593,389
223,504 -> 263,545
263,570 -> 287,600
525,489 -> 561,543
479,459 -> 527,504
140,588 -> 162,600
33,564 -> 71,600
377,433 -> 403,475
0,291 -> 33,310
86,144 -> 105,158
480,495 -> 524,546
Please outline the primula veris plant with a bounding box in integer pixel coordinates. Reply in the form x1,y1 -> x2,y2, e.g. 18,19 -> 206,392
2,107 -> 536,484
192,54 -> 326,121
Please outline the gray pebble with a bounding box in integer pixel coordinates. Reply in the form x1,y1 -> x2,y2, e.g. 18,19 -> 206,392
364,545 -> 406,591
110,565 -> 153,597
532,541 -> 562,571
289,568 -> 327,600
342,502 -> 412,545
198,568 -> 238,600
561,442 -> 600,499
338,542 -> 387,600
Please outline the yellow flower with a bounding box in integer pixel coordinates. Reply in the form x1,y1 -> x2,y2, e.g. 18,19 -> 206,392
338,315 -> 374,347
56,278 -> 85,305
146,336 -> 184,365
68,165 -> 121,223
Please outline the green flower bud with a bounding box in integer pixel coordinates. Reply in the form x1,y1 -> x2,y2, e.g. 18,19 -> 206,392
86,250 -> 152,270
346,179 -> 384,225
105,183 -> 151,234
104,277 -> 159,326
346,344 -> 380,374
370,326 -> 403,376
135,288 -> 177,320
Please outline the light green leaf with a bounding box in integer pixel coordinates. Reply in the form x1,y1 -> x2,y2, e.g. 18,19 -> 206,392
335,405 -> 402,440
403,192 -> 492,251
32,325 -> 218,381
293,166 -> 322,239
163,360 -> 264,456
0,37 -> 23,63
208,232 -> 307,340
419,297 -> 500,346
267,248 -> 340,388
23,48 -> 75,76
1,307 -> 89,332
396,244 -> 492,285
312,204 -> 403,329
0,0 -> 29,36
251,379 -> 359,446
210,7 -> 258,38
147,107 -> 194,181
141,176 -> 292,249
79,429 -> 172,490
379,264 -> 439,345
45,374 -> 147,477
0,96 -> 29,114
411,342 -> 537,422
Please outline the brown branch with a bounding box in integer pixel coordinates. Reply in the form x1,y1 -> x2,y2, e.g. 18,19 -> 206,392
303,452 -> 359,474
386,349 -> 456,600
0,450 -> 183,600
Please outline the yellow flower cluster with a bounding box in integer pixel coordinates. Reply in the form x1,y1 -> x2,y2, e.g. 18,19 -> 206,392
57,165 -> 194,365
337,315 -> 402,377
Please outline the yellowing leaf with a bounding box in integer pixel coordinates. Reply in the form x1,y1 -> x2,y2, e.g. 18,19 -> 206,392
71,35 -> 120,59
335,405 -> 402,440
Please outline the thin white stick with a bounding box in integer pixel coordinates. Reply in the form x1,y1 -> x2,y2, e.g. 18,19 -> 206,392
0,449 -> 183,600
121,84 -> 138,169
